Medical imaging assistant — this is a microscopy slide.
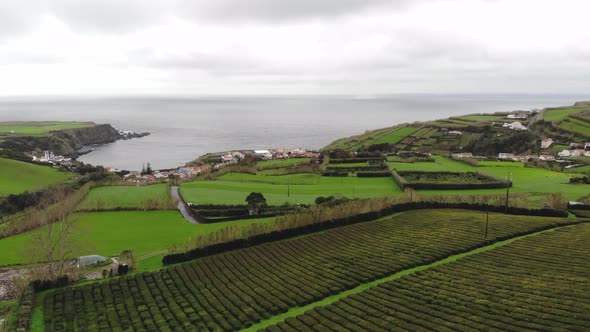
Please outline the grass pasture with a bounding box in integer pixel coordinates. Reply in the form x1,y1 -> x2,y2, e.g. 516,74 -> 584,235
256,158 -> 310,169
76,184 -> 172,211
543,107 -> 586,122
388,156 -> 587,201
0,158 -> 71,197
0,211 -> 274,266
371,127 -> 418,145
0,122 -> 95,136
181,175 -> 400,205
36,209 -> 578,331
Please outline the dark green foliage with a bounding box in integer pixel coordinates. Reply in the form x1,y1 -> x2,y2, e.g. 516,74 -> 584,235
321,171 -> 348,177
392,170 -> 509,190
464,129 -> 538,156
356,171 -> 391,177
0,191 -> 41,214
569,176 -> 590,184
245,192 -> 267,214
329,157 -> 384,164
266,224 -> 590,331
13,285 -> 34,331
326,165 -> 387,172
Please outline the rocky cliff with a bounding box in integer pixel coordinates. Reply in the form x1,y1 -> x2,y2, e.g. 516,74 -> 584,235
0,124 -> 124,156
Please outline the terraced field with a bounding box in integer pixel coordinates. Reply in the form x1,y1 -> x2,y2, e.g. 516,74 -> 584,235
38,209 -> 579,331
266,223 -> 590,331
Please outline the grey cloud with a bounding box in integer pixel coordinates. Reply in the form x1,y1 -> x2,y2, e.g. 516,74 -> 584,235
176,0 -> 422,22
50,0 -> 170,32
0,2 -> 45,39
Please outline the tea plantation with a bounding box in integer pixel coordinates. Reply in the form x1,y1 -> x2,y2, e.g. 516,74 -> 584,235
38,209 -> 580,331
266,223 -> 590,331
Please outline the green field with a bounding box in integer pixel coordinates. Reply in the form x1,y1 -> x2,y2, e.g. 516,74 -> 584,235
456,114 -> 507,122
181,175 -> 400,205
388,156 -> 587,201
543,108 -> 586,122
76,184 -> 172,211
36,209 -> 579,331
371,127 -> 418,145
0,211 -> 273,266
256,158 -> 310,168
0,122 -> 95,136
0,158 -> 71,197
558,117 -> 590,136
272,222 -> 590,331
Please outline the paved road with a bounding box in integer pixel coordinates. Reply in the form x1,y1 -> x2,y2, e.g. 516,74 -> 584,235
170,186 -> 202,224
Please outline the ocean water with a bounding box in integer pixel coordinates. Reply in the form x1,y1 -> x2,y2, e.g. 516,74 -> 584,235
0,94 -> 587,170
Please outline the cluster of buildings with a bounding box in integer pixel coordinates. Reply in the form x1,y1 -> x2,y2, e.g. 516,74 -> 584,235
121,148 -> 320,184
492,121 -> 528,131
254,148 -> 319,160
31,150 -> 72,165
122,164 -> 212,183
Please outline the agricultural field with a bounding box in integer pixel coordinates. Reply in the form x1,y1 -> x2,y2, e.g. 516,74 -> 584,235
37,209 -> 579,331
558,117 -> 590,136
0,122 -> 95,136
388,156 -> 588,201
0,211 -> 273,267
0,158 -> 71,197
256,158 -> 310,169
268,223 -> 590,331
327,126 -> 418,150
180,175 -> 399,205
455,114 -> 507,122
371,127 -> 418,145
76,184 -> 172,211
543,107 -> 586,122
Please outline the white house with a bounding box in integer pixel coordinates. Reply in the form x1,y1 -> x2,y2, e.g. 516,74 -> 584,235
498,153 -> 515,160
558,150 -> 573,158
254,149 -> 272,159
507,113 -> 529,120
541,138 -> 553,149
503,122 -> 527,130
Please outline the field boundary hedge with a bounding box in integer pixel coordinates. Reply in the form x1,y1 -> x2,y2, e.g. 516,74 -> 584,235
329,158 -> 384,164
163,201 -> 567,265
391,170 -> 511,190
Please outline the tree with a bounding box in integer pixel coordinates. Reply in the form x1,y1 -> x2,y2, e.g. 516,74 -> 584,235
245,192 -> 267,215
29,189 -> 80,281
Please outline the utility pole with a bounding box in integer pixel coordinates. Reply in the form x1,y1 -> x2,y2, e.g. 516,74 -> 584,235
504,172 -> 511,214
485,208 -> 489,240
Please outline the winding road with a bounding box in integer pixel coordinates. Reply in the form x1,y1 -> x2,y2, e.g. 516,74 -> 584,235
170,186 -> 202,224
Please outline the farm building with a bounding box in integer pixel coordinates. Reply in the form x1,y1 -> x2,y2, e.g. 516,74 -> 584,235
73,255 -> 108,268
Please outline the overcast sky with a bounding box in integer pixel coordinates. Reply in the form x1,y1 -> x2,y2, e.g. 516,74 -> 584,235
0,0 -> 588,96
